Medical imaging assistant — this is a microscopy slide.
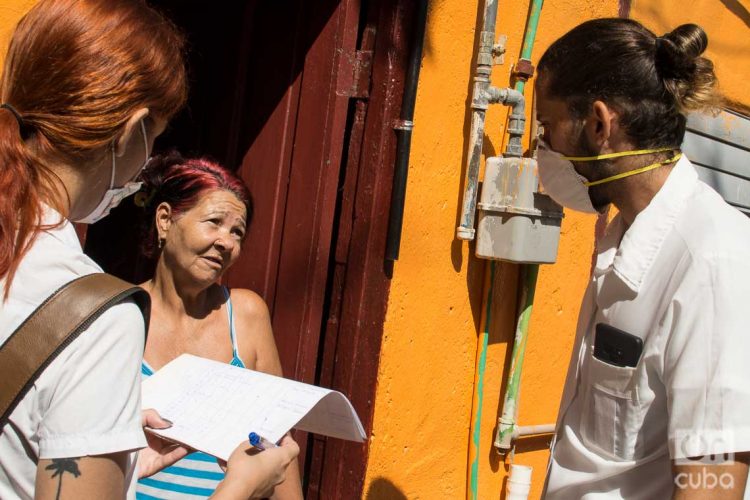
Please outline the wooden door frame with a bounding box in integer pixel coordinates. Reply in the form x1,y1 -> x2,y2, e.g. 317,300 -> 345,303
83,1 -> 418,494
225,0 -> 365,469
305,0 -> 417,496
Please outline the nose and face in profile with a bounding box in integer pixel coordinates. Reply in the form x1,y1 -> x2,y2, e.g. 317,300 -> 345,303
534,75 -> 620,212
162,189 -> 248,284
535,77 -> 578,157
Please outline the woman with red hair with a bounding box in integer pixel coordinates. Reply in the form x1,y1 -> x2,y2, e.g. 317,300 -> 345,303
134,152 -> 303,499
0,1 -> 297,499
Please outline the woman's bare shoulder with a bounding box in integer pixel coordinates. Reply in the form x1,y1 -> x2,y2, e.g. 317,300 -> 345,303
227,288 -> 271,322
227,288 -> 280,373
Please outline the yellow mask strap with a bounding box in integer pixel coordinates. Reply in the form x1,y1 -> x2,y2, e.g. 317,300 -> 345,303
584,152 -> 682,187
562,146 -> 675,162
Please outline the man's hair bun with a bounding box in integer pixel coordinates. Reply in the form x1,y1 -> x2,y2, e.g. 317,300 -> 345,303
656,24 -> 721,114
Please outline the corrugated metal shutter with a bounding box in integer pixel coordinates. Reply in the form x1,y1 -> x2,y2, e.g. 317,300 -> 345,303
682,109 -> 750,216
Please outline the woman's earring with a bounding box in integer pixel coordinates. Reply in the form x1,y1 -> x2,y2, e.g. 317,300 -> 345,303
158,237 -> 165,250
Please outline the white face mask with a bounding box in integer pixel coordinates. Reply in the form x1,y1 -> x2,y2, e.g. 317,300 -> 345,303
76,120 -> 150,224
537,138 -> 681,214
537,139 -> 598,214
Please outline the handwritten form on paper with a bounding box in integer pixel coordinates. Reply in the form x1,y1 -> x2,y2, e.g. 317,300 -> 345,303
141,354 -> 366,460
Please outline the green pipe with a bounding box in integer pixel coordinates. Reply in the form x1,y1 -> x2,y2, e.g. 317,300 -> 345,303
520,0 -> 543,60
495,264 -> 539,451
492,0 -> 545,453
469,261 -> 496,500
467,0 -> 545,496
515,0 -> 544,94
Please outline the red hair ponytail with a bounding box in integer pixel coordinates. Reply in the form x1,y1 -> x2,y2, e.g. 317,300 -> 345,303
0,0 -> 188,296
0,108 -> 53,295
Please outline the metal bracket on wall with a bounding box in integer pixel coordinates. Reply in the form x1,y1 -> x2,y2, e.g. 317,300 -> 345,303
493,34 -> 507,65
392,119 -> 414,131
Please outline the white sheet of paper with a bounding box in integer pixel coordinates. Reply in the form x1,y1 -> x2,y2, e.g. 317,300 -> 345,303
141,354 -> 366,460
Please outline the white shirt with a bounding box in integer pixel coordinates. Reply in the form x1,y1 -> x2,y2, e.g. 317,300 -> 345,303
544,156 -> 750,499
0,209 -> 146,500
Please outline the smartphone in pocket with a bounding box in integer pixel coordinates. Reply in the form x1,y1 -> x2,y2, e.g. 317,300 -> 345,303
593,323 -> 643,368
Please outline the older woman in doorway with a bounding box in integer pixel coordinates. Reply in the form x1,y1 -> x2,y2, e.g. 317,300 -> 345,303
134,152 -> 303,500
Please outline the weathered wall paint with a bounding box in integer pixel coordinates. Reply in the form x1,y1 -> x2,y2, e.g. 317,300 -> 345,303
364,1 -> 750,499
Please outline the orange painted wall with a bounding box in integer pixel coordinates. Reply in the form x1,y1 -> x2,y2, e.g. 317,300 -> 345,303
2,1 -> 746,499
362,1 -> 617,499
0,0 -> 34,52
363,2 -> 749,500
632,0 -> 750,109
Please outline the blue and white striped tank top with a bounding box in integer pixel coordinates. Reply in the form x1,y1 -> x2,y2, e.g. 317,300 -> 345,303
137,287 -> 245,499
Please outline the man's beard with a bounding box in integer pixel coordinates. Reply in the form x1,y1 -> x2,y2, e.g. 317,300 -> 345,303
571,129 -> 617,211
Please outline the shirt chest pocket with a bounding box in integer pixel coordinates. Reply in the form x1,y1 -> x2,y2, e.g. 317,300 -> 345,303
581,349 -> 645,461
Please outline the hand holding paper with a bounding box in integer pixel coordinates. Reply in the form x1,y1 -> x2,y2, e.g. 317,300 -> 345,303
141,354 -> 366,460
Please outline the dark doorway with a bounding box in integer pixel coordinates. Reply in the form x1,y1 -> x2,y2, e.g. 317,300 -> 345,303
84,0 -> 416,496
86,0 -> 350,380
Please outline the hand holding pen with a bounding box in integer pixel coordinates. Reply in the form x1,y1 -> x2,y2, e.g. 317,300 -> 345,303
248,432 -> 277,451
212,435 -> 299,499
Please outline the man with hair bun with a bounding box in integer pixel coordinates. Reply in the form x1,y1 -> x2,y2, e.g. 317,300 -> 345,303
535,18 -> 750,498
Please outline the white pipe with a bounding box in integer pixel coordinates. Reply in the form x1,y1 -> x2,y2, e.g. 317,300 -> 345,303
506,464 -> 533,500
512,423 -> 555,439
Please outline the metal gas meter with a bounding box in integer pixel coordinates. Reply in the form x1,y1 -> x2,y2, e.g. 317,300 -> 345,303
475,156 -> 563,264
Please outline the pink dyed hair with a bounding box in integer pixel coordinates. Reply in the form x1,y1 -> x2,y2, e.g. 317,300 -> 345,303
137,151 -> 252,257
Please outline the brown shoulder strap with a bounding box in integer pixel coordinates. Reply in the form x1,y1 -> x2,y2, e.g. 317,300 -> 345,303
0,273 -> 150,428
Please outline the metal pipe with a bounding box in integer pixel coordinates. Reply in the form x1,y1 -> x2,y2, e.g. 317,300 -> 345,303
456,0 -> 499,241
520,0 -> 544,61
513,0 -> 544,96
458,1 -> 541,241
492,0 -> 545,455
495,264 -> 539,452
466,4 -> 501,497
489,87 -> 526,157
458,86 -> 525,240
467,1 -> 544,497
508,0 -> 543,158
385,0 -> 429,261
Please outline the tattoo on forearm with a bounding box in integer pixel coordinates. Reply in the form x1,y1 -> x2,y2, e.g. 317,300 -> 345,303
46,458 -> 81,500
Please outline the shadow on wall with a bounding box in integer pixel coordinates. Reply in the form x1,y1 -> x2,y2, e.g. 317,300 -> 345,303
365,477 -> 409,500
719,0 -> 750,27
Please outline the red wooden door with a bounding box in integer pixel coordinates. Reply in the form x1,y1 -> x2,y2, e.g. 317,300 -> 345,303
84,1 -> 417,495
226,0 -> 361,387
305,1 -> 416,496
86,1 -> 361,380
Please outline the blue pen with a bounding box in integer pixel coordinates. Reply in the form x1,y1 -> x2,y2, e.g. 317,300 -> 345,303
248,432 -> 277,451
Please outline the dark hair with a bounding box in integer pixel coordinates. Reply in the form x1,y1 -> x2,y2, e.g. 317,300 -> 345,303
538,19 -> 721,148
136,151 -> 253,257
0,0 -> 187,295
